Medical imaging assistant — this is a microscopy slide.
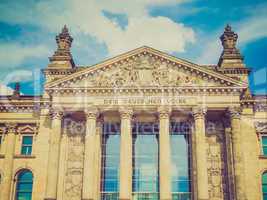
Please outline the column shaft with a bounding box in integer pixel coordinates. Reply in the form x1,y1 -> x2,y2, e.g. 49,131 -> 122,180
82,110 -> 97,200
159,108 -> 172,200
193,107 -> 209,200
1,123 -> 16,200
45,111 -> 63,200
119,108 -> 133,200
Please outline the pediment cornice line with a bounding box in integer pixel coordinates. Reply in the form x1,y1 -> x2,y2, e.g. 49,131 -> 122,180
46,86 -> 245,95
45,46 -> 247,89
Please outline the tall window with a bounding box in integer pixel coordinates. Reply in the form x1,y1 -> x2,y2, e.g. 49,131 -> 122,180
101,123 -> 120,200
262,136 -> 267,155
15,170 -> 33,200
263,172 -> 267,200
21,136 -> 33,155
170,122 -> 191,200
132,122 -> 159,200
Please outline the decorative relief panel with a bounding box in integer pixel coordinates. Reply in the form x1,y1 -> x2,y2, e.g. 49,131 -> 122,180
63,119 -> 85,200
206,121 -> 228,200
66,54 -> 220,88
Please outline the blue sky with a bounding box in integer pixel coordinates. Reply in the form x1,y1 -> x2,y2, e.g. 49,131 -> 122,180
0,0 -> 266,95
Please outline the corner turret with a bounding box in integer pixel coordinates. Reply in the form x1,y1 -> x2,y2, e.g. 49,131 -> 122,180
217,25 -> 250,82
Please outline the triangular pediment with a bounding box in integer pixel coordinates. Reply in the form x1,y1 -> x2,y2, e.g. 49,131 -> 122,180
45,46 -> 247,90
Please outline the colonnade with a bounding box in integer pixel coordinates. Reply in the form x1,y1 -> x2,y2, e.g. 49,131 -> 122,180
43,106 -> 245,200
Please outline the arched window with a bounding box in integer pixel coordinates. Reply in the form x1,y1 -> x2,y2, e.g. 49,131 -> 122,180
15,170 -> 33,200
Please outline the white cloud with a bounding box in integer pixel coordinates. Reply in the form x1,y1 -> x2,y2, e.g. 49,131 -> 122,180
0,84 -> 13,95
0,0 -> 195,57
4,70 -> 33,83
196,6 -> 267,64
0,43 -> 50,68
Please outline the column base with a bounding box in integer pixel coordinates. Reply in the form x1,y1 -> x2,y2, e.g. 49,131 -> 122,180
44,198 -> 56,200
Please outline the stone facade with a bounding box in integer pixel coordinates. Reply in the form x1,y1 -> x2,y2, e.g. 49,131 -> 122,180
0,25 -> 266,200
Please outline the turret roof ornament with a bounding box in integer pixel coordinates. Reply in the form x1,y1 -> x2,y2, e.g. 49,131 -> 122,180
56,25 -> 73,51
48,25 -> 75,69
220,24 -> 238,50
218,24 -> 244,69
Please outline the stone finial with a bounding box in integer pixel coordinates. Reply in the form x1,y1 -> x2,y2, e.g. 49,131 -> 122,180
56,25 -> 73,51
218,24 -> 244,68
220,24 -> 238,50
11,82 -> 20,99
48,25 -> 75,68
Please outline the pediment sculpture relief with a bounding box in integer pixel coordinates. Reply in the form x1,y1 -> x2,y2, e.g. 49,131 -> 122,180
87,55 -> 214,88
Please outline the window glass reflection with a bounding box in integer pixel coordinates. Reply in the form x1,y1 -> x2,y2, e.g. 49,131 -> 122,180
171,122 -> 191,200
132,123 -> 159,200
15,170 -> 33,200
101,123 -> 120,200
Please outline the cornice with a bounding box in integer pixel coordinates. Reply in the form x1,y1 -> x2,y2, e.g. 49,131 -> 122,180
45,46 -> 247,89
0,99 -> 50,113
46,86 -> 245,96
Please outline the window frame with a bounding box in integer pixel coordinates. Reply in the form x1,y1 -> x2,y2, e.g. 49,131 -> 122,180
100,123 -> 120,200
15,169 -> 33,200
261,134 -> 267,156
20,135 -> 33,156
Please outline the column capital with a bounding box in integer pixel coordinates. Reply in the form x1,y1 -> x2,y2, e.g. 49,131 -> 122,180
50,109 -> 63,120
158,106 -> 171,119
6,123 -> 17,134
192,106 -> 207,119
227,106 -> 241,119
85,107 -> 98,119
119,107 -> 133,119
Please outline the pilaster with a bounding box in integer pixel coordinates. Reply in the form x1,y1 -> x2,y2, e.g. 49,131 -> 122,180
227,107 -> 246,200
1,123 -> 17,200
44,110 -> 63,200
240,107 -> 261,200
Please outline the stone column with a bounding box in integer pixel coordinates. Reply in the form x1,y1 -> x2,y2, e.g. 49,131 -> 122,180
82,108 -> 98,200
228,107 -> 246,200
1,123 -> 17,200
45,110 -> 63,200
158,107 -> 172,200
119,107 -> 133,200
192,107 -> 209,200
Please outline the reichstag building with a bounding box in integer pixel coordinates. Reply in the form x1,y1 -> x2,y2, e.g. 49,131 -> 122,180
0,25 -> 266,200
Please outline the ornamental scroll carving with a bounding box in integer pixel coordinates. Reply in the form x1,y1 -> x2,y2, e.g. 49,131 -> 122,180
63,135 -> 84,200
206,121 -> 228,200
67,55 -> 220,88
